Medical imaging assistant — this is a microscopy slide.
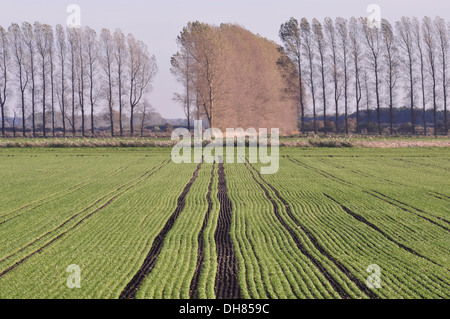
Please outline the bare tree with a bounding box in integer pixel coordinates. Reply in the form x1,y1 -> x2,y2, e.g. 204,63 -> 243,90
349,17 -> 363,132
9,23 -> 28,136
127,34 -> 157,136
35,22 -> 52,137
422,16 -> 438,136
324,18 -> 340,133
55,25 -> 67,136
381,19 -> 399,135
362,18 -> 383,134
0,26 -> 8,137
301,18 -> 317,133
336,18 -> 350,134
67,26 -> 78,135
100,29 -> 115,137
75,28 -> 87,136
171,48 -> 194,131
313,18 -> 328,132
22,22 -> 37,136
85,27 -> 100,136
397,17 -> 417,134
114,29 -> 127,136
435,16 -> 449,135
412,18 -> 428,135
279,17 -> 306,133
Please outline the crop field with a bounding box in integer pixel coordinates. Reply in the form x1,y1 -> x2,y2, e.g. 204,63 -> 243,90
0,147 -> 448,299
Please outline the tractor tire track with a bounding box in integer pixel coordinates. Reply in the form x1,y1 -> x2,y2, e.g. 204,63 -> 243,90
323,194 -> 445,269
366,191 -> 450,232
189,162 -> 215,299
288,156 -> 449,231
0,160 -> 168,279
214,163 -> 242,299
0,157 -> 147,226
243,161 -> 353,299
119,162 -> 202,299
246,161 -> 378,299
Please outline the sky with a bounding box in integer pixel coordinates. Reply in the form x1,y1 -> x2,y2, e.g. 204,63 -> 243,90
1,0 -> 450,118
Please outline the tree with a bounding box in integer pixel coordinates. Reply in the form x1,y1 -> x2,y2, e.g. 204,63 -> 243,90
313,18 -> 328,132
412,17 -> 427,135
35,22 -> 53,137
362,18 -> 383,134
178,22 -> 225,128
301,18 -> 317,133
75,27 -> 87,136
171,48 -> 194,131
114,29 -> 127,136
422,17 -> 438,136
279,17 -> 305,133
381,19 -> 399,135
100,28 -> 115,137
336,18 -> 350,134
127,34 -> 157,136
67,26 -> 78,135
0,26 -> 9,137
22,22 -> 37,136
435,16 -> 449,135
349,17 -> 363,132
324,18 -> 340,133
397,17 -> 417,135
55,24 -> 67,137
8,23 -> 28,136
85,27 -> 100,136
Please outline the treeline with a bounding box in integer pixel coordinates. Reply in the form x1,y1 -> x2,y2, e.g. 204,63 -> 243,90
0,22 -> 157,137
278,16 -> 450,136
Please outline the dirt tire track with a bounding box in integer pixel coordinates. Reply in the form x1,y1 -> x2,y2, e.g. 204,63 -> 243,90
323,194 -> 446,269
243,161 -> 353,299
214,163 -> 242,299
0,160 -> 168,276
189,162 -> 215,299
119,162 -> 203,299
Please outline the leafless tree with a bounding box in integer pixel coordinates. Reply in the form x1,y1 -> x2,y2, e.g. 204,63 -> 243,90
84,27 -> 100,136
381,19 -> 399,135
301,18 -> 317,133
9,23 -> 28,136
412,18 -> 427,135
279,17 -> 306,133
324,18 -> 341,133
75,28 -> 87,136
336,18 -> 350,134
422,16 -> 438,136
100,28 -> 115,137
67,26 -> 78,135
35,22 -> 53,137
313,18 -> 328,132
114,29 -> 127,136
55,25 -> 67,136
349,17 -> 363,131
362,18 -> 383,134
171,38 -> 196,131
435,16 -> 449,135
22,22 -> 37,136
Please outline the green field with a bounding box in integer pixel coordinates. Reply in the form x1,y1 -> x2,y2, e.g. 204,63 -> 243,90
0,147 -> 448,299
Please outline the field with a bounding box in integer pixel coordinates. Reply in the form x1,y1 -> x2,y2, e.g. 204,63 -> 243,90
0,147 -> 448,299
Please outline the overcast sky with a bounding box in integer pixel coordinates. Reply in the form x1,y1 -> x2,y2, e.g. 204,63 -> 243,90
1,0 -> 450,118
